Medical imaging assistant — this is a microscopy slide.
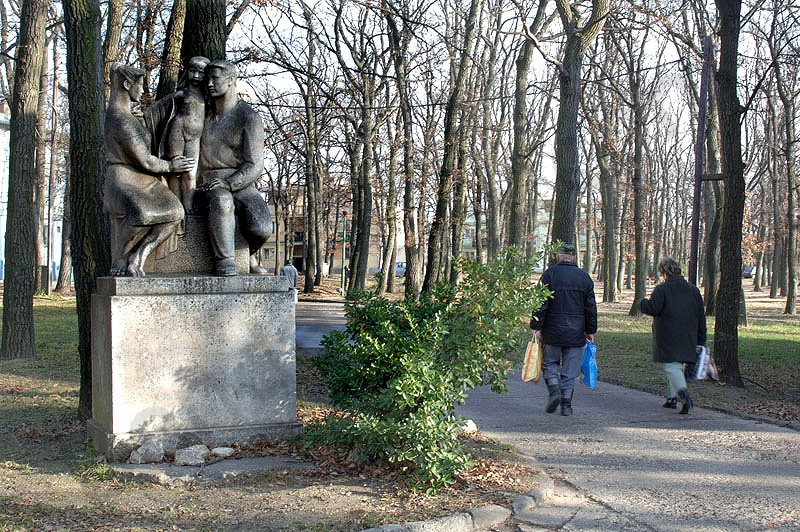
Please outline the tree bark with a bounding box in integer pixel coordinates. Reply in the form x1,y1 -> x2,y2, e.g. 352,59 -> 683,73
550,0 -> 610,247
55,175 -> 73,294
713,0 -> 744,386
181,0 -> 226,61
508,37 -> 533,247
422,0 -> 482,292
102,0 -> 123,100
64,0 -> 112,418
35,41 -> 50,294
1,0 -> 48,359
155,0 -> 186,99
384,2 -> 422,298
773,26 -> 797,314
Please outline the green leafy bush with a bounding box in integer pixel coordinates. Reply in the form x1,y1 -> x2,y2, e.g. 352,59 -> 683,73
306,247 -> 552,492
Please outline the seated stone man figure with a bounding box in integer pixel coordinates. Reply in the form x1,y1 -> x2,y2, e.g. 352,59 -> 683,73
198,60 -> 272,276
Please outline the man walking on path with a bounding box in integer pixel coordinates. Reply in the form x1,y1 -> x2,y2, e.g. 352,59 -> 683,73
530,243 -> 597,416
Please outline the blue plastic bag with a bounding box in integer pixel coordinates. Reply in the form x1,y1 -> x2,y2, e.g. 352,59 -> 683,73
581,341 -> 598,388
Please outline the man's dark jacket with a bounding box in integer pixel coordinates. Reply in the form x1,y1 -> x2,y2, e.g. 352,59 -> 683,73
531,260 -> 597,347
639,275 -> 706,363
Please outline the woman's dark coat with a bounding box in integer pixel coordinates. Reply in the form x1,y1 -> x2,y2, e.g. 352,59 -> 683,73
639,275 -> 707,363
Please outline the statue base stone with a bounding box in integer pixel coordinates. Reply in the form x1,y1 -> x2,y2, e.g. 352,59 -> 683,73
145,214 -> 250,275
88,275 -> 299,462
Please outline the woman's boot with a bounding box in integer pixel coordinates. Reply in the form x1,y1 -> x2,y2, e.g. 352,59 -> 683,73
560,389 -> 574,416
545,378 -> 560,413
677,389 -> 692,414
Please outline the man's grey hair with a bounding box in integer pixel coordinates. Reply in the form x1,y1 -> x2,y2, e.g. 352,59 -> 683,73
658,257 -> 682,278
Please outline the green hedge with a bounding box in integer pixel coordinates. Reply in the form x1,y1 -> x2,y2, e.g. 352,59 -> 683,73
305,247 -> 552,492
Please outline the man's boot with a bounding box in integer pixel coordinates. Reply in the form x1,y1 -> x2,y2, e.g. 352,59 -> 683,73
677,389 -> 692,415
545,378 -> 560,413
560,389 -> 573,416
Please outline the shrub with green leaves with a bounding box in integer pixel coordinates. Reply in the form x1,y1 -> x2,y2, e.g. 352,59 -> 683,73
307,247 -> 553,492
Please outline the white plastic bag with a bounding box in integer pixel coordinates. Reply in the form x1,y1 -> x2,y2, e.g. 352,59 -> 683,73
693,345 -> 709,381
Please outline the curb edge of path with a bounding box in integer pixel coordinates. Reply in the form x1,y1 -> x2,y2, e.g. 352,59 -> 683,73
358,472 -> 556,532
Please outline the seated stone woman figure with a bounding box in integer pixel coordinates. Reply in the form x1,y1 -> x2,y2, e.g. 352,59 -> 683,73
103,62 -> 195,277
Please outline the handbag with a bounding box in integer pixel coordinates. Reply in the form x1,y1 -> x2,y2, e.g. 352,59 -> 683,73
581,341 -> 598,388
521,334 -> 543,383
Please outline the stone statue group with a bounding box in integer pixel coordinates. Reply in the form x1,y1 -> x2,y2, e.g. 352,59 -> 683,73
104,58 -> 273,277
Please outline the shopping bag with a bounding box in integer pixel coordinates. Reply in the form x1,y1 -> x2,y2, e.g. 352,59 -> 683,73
521,335 -> 543,383
581,341 -> 598,388
685,345 -> 717,383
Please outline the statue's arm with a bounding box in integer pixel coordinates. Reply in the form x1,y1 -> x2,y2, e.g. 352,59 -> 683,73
225,111 -> 265,192
120,131 -> 173,175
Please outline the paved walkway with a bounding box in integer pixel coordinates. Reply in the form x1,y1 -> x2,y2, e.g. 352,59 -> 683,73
457,375 -> 800,531
296,300 -> 346,350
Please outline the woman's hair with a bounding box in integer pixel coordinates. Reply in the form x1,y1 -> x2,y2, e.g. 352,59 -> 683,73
109,62 -> 144,90
658,257 -> 682,278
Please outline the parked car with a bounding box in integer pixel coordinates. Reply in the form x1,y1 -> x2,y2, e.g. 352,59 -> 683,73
742,265 -> 754,278
395,262 -> 407,277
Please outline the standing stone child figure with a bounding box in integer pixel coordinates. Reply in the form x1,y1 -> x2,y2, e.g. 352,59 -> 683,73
161,56 -> 210,214
198,60 -> 272,276
103,63 -> 195,277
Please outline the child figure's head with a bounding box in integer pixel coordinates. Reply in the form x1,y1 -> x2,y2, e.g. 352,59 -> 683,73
181,56 -> 210,87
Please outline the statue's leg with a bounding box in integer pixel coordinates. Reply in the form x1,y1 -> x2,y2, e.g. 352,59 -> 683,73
182,139 -> 200,213
234,188 -> 273,274
181,171 -> 196,214
127,219 -> 182,277
206,188 -> 237,276
110,219 -> 147,276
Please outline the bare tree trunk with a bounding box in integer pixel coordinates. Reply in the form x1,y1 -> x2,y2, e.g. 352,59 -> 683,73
64,0 -> 112,418
550,1 -> 610,247
773,28 -> 797,314
47,30 -> 62,295
423,0 -> 482,292
508,37 -> 533,247
384,2 -> 422,298
449,111 -> 470,285
2,0 -> 48,359
102,0 -> 123,100
713,0 -> 745,387
703,78 -> 723,314
55,174 -> 73,294
155,0 -> 186,99
35,43 -> 50,294
182,0 -> 226,61
302,6 -> 322,293
628,79 -> 645,316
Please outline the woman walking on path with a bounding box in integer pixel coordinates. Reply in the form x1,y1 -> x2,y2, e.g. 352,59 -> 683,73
639,257 -> 706,414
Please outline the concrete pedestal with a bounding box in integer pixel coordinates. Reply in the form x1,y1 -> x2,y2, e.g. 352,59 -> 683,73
88,275 -> 299,461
